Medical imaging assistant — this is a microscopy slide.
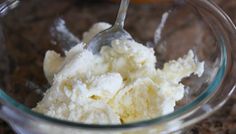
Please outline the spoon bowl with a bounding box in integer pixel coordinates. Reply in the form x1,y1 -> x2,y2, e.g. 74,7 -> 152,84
86,25 -> 133,53
87,0 -> 132,54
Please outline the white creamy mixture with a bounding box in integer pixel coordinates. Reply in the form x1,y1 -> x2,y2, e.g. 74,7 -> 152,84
33,22 -> 204,124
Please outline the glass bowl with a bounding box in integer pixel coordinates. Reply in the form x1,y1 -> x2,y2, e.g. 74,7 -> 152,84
0,0 -> 235,134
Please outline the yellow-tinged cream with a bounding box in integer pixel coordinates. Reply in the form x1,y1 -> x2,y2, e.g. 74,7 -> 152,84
34,22 -> 204,124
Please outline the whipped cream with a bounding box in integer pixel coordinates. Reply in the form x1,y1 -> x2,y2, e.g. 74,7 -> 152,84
33,22 -> 204,124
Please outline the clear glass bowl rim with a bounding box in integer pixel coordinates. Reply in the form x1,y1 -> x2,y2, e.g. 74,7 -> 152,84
0,0 -> 234,131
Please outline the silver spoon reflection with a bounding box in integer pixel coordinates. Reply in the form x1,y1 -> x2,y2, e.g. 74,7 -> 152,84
86,0 -> 133,54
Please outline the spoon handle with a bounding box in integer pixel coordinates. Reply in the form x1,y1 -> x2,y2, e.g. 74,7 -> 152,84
114,0 -> 130,28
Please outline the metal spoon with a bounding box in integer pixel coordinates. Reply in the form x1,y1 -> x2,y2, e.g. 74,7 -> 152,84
86,0 -> 132,54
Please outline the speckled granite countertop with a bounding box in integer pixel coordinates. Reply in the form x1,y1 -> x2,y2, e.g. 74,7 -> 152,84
184,1 -> 236,133
0,0 -> 236,134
